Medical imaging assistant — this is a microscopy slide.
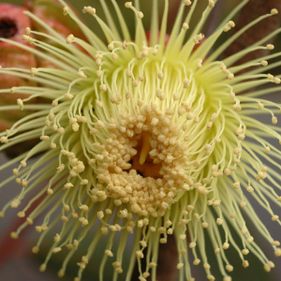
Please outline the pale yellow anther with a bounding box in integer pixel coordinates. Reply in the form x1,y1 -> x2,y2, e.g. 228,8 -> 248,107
241,248 -> 249,255
17,211 -> 25,218
25,27 -> 31,35
202,222 -> 209,228
11,199 -> 21,208
271,8 -> 278,15
184,0 -> 192,6
272,116 -> 278,124
0,136 -> 8,143
224,21 -> 235,32
66,34 -> 75,44
207,274 -> 215,281
266,44 -> 275,50
105,249 -> 113,257
80,205 -> 89,212
275,248 -> 281,256
136,250 -> 144,258
272,215 -> 279,221
193,258 -> 201,265
17,99 -> 24,110
182,22 -> 189,30
242,260 -> 249,268
177,262 -> 184,269
208,0 -> 216,8
39,264 -> 47,272
264,263 -> 272,272
223,242 -> 230,250
137,11 -> 144,19
54,234 -> 61,243
189,241 -> 196,248
32,246 -> 39,254
10,232 -> 18,239
125,2 -> 132,8
53,247 -> 62,253
79,217 -> 89,226
226,264 -> 233,272
82,6 -> 96,15
97,211 -> 104,220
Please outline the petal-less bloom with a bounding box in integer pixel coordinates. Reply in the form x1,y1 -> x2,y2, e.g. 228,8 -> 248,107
0,1 -> 281,281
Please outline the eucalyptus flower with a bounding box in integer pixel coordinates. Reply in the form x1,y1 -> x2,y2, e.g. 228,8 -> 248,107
0,1 -> 281,281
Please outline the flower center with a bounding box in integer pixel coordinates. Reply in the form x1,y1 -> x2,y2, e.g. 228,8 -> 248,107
0,18 -> 18,38
130,132 -> 162,179
92,106 -> 189,217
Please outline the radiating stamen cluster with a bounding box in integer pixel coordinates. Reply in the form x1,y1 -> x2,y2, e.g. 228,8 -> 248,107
0,1 -> 281,281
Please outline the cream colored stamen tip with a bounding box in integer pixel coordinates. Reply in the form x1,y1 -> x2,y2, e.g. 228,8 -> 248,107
208,0 -> 216,8
83,6 -> 96,15
228,20 -> 235,27
207,274 -> 215,281
264,263 -> 272,272
125,2 -> 133,8
226,264 -> 233,272
260,60 -> 268,66
242,248 -> 249,255
266,44 -> 275,50
32,246 -> 39,254
216,218 -> 224,225
272,240 -> 280,246
23,35 -> 33,42
11,199 -> 21,208
52,247 -> 62,253
17,211 -> 25,218
189,241 -> 196,248
105,249 -> 113,257
193,258 -> 201,265
177,262 -> 184,269
223,242 -> 230,250
272,214 -> 279,221
271,8 -> 279,15
182,22 -> 189,30
184,0 -> 192,6
242,260 -> 249,268
39,264 -> 47,272
275,248 -> 281,256
224,21 -> 235,32
58,269 -> 65,278
202,221 -> 209,228
66,34 -> 75,43
0,136 -> 8,143
137,11 -> 144,19
10,232 -> 18,239
272,116 -> 278,124
17,98 -> 24,107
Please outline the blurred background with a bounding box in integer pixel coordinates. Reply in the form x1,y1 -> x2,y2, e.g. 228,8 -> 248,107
0,0 -> 280,280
